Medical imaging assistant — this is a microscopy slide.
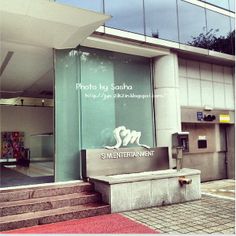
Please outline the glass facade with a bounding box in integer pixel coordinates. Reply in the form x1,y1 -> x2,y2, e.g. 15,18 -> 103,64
206,10 -> 232,54
178,1 -> 207,49
55,0 -> 235,55
204,0 -> 229,10
230,17 -> 235,54
55,47 -> 154,180
56,0 -> 103,12
104,0 -> 144,34
144,0 -> 178,42
229,0 -> 235,12
55,50 -> 81,181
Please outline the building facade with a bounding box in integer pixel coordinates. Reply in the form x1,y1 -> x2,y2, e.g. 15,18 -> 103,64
0,0 -> 235,187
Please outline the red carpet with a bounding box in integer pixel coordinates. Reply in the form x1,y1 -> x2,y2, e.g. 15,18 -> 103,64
3,214 -> 159,234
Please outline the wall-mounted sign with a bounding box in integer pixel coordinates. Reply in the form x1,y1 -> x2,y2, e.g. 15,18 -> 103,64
81,147 -> 169,178
197,112 -> 203,121
105,126 -> 150,149
219,114 -> 230,123
100,150 -> 154,160
203,114 -> 216,121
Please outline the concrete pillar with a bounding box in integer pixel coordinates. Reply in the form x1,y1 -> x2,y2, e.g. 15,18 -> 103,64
153,53 -> 181,168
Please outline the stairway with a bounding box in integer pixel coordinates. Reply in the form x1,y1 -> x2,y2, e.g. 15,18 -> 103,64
0,181 -> 111,232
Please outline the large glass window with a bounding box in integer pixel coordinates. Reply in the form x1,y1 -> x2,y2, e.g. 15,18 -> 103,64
178,1 -> 207,49
79,47 -> 154,149
230,17 -> 235,55
55,0 -> 234,55
104,0 -> 144,35
206,10 -> 232,54
204,0 -> 229,10
229,0 -> 235,12
55,50 -> 81,181
56,0 -> 103,12
144,0 -> 178,42
55,47 -> 154,180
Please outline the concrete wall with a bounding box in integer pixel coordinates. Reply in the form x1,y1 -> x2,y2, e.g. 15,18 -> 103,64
182,123 -> 216,153
226,125 -> 235,179
179,58 -> 235,110
0,105 -> 53,156
178,57 -> 235,181
183,152 -> 227,182
92,168 -> 201,213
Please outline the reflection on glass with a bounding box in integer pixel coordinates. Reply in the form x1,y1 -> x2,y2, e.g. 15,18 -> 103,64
56,0 -> 103,12
230,17 -> 235,55
55,49 -> 81,181
206,10 -> 232,54
178,1 -> 207,49
144,0 -> 178,42
55,47 -> 154,181
229,0 -> 235,12
55,0 -> 234,55
79,47 -> 154,149
79,48 -> 116,148
205,0 -> 229,10
104,0 -> 144,34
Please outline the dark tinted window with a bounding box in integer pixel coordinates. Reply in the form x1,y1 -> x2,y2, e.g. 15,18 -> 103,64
144,0 -> 178,42
178,1 -> 207,49
206,10 -> 232,54
104,0 -> 144,35
56,0 -> 103,12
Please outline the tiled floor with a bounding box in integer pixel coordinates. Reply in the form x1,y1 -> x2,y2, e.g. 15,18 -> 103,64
0,163 -> 54,187
122,195 -> 235,234
9,162 -> 54,177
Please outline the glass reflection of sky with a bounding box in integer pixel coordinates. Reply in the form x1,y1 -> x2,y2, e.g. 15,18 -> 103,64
205,0 -> 229,10
56,0 -> 103,12
230,17 -> 235,32
229,0 -> 235,12
104,0 -> 144,34
206,10 -> 231,38
178,1 -> 207,46
55,0 -> 233,54
144,0 -> 178,42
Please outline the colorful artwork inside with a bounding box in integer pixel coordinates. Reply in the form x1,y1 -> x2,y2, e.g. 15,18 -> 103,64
1,132 -> 24,159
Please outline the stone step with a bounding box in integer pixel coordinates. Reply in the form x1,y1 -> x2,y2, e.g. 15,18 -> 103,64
0,182 -> 93,202
0,192 -> 101,216
0,203 -> 111,232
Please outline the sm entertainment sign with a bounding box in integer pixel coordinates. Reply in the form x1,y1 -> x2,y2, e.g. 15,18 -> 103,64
100,150 -> 155,160
81,147 -> 169,178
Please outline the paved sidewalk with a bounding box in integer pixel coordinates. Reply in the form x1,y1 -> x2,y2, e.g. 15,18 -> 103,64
201,179 -> 235,200
122,180 -> 235,234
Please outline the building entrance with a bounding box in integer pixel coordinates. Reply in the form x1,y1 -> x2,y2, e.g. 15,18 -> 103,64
0,42 -> 54,188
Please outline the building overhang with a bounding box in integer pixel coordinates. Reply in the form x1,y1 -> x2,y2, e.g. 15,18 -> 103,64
0,0 -> 111,49
82,35 -> 170,58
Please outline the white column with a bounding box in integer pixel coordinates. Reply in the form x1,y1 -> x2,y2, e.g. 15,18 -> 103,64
153,53 -> 181,168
